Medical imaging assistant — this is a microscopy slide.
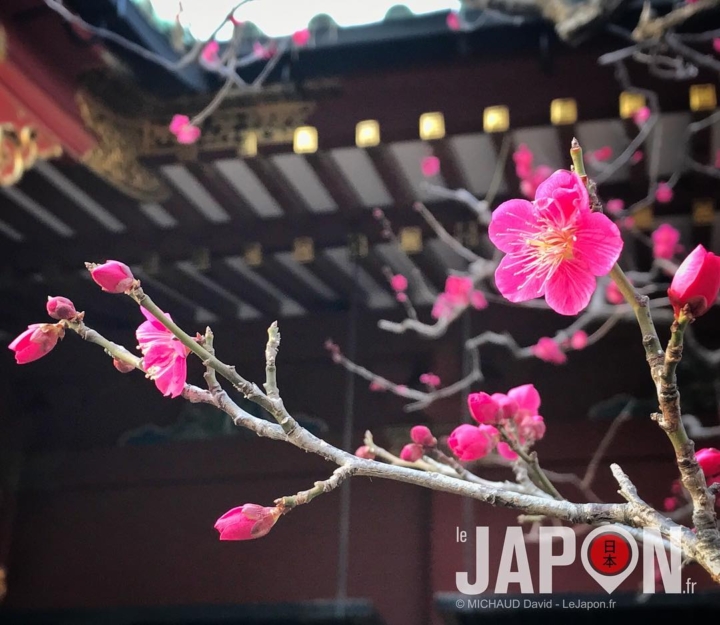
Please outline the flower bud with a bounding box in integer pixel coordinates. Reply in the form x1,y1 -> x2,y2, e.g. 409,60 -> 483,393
696,448 -> 720,486
467,392 -> 501,424
113,358 -> 135,373
668,245 -> 720,319
214,504 -> 280,541
46,296 -> 78,320
87,260 -> 135,293
9,323 -> 63,364
400,443 -> 424,462
447,424 -> 498,461
496,442 -> 518,461
410,425 -> 437,447
355,445 -> 375,460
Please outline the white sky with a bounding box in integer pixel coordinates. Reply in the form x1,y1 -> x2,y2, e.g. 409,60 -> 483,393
142,0 -> 460,39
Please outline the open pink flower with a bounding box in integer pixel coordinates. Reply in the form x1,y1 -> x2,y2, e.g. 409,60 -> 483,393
431,293 -> 452,320
445,275 -> 473,304
489,170 -> 623,315
668,245 -> 720,318
532,337 -> 567,364
421,156 -> 441,177
169,114 -> 201,145
136,308 -> 190,398
447,424 -> 499,461
651,223 -> 681,260
9,323 -> 63,364
214,504 -> 280,540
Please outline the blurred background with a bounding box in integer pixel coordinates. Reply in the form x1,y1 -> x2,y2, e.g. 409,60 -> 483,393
1,0 -> 720,623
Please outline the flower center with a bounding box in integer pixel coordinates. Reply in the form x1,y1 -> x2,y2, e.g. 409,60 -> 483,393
526,226 -> 577,263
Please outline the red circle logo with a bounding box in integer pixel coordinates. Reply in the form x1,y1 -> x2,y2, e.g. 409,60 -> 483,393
587,531 -> 632,576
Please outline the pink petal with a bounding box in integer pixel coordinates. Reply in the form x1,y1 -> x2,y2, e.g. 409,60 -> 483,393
494,253 -> 548,303
421,156 -> 441,177
535,170 -> 589,216
545,259 -> 597,315
169,114 -> 190,134
573,211 -> 623,276
488,198 -> 537,254
507,384 -> 541,417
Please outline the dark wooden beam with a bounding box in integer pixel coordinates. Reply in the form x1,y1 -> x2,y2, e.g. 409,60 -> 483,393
365,145 -> 416,208
183,162 -> 259,222
243,156 -> 309,216
305,151 -> 363,215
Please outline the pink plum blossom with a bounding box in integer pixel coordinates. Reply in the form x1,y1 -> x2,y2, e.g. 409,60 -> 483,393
592,146 -> 613,161
355,445 -> 375,459
489,170 -> 623,315
513,144 -> 534,179
606,280 -> 625,305
431,293 -> 452,320
113,358 -> 135,373
655,182 -> 673,204
396,292 -> 408,303
570,330 -> 588,350
714,38 -> 720,54
201,41 -> 220,64
292,28 -> 311,46
253,41 -> 276,59
519,165 -> 552,200
369,379 -> 386,392
46,296 -> 77,320
9,323 -> 63,364
497,442 -> 518,461
651,223 -> 681,260
630,150 -> 644,164
532,337 -> 567,364
400,443 -> 424,462
214,504 -> 280,540
410,425 -> 437,447
169,114 -> 201,145
421,156 -> 441,177
490,393 -> 519,421
606,199 -> 624,214
469,290 -> 488,310
663,497 -> 678,512
419,373 -> 441,388
517,414 -> 546,441
136,307 -> 190,398
668,245 -> 720,318
507,384 -> 540,420
391,274 -> 408,292
445,275 -> 473,304
468,392 -> 501,424
447,424 -> 499,461
446,11 -> 461,30
89,260 -> 135,293
697,448 -> 720,486
633,106 -> 651,126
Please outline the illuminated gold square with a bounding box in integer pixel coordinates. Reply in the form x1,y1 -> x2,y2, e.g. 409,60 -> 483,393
419,112 -> 445,140
238,132 -> 258,157
633,205 -> 654,230
293,126 -> 318,154
690,84 -> 717,112
483,105 -> 509,133
693,199 -> 715,225
400,226 -> 423,253
293,237 -> 315,263
619,92 -> 646,119
244,243 -> 263,267
550,99 -> 577,125
355,120 -> 381,148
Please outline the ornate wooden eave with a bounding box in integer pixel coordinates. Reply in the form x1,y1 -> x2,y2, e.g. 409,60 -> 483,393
0,21 -> 97,186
